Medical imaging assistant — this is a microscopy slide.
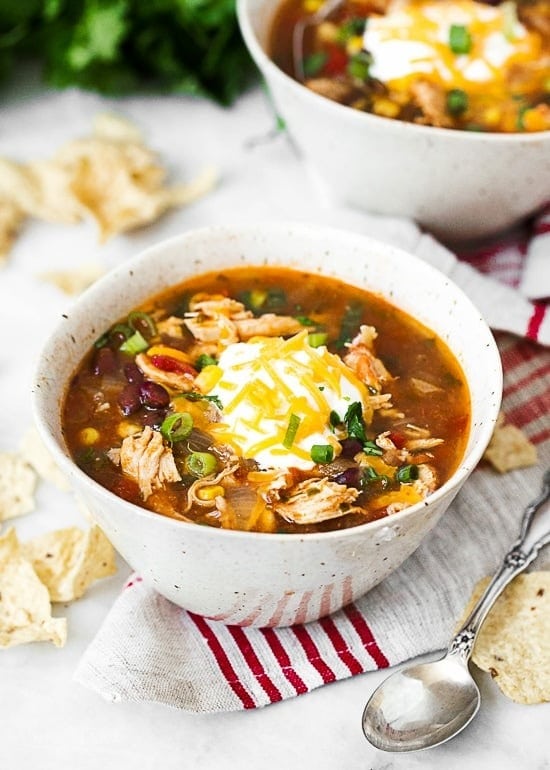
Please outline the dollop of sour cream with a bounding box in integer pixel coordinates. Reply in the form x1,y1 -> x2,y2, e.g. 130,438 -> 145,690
208,331 -> 371,470
364,0 -> 540,94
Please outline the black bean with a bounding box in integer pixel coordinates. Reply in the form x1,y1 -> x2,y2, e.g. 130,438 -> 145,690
118,383 -> 141,415
124,362 -> 144,384
91,347 -> 116,376
139,381 -> 170,409
340,438 -> 363,458
334,467 -> 360,488
141,409 -> 168,429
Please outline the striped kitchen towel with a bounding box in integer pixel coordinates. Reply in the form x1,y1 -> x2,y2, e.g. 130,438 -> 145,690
75,212 -> 550,713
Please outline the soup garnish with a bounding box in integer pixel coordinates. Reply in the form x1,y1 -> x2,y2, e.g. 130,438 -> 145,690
62,266 -> 470,533
270,0 -> 550,133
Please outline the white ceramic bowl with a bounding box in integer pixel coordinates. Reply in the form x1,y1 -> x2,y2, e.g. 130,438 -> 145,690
237,0 -> 550,241
33,223 -> 502,627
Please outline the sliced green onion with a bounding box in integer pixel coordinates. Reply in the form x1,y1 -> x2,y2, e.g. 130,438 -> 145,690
176,392 -> 223,410
303,51 -> 328,78
361,466 -> 390,489
363,440 -> 383,457
185,451 -> 218,477
446,88 -> 468,115
160,412 -> 194,443
283,414 -> 301,449
347,51 -> 372,81
94,331 -> 110,349
308,332 -> 328,348
516,103 -> 529,131
110,323 -> 133,340
119,330 -> 149,355
311,444 -> 334,464
395,464 -> 419,483
127,311 -> 157,338
195,353 -> 218,370
449,24 -> 472,54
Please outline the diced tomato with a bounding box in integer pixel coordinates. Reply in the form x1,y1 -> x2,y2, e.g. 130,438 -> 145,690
150,355 -> 198,377
389,431 -> 406,449
324,45 -> 348,76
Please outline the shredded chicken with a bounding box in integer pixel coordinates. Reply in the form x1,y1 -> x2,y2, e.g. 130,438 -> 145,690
410,377 -> 444,396
374,431 -> 409,466
413,464 -> 438,497
306,78 -> 357,103
189,294 -> 251,319
157,315 -> 184,338
518,1 -> 550,38
344,325 -> 392,391
273,477 -> 361,525
234,314 -> 304,340
135,352 -> 195,392
107,426 -> 181,500
411,80 -> 453,128
405,437 -> 444,451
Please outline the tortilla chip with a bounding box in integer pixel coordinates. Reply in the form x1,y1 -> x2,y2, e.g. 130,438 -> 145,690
0,528 -> 67,648
19,427 -> 70,491
0,452 -> 37,520
38,261 -> 105,296
93,112 -> 144,144
483,414 -> 538,473
22,524 -> 117,603
461,573 -> 550,704
0,115 -> 217,260
0,198 -> 25,266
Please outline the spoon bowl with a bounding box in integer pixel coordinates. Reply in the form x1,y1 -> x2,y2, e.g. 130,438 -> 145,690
362,655 -> 480,752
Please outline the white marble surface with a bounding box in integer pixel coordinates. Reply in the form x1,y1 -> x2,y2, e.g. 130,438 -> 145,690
0,81 -> 548,770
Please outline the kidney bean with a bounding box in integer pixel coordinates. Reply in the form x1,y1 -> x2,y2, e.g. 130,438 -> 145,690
139,381 -> 170,409
118,383 -> 141,415
91,347 -> 116,376
340,438 -> 363,458
124,362 -> 144,384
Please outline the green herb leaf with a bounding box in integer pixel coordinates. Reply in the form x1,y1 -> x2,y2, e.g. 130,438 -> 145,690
363,440 -> 383,457
347,51 -> 372,81
336,302 -> 363,348
177,391 -> 223,410
337,17 -> 366,44
195,353 -> 218,370
302,51 -> 327,78
343,402 -> 367,444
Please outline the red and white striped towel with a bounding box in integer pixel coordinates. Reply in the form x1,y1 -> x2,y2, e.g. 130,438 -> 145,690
75,212 -> 550,713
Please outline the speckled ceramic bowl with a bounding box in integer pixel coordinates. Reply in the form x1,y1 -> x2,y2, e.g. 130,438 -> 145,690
237,0 -> 550,241
33,224 -> 502,627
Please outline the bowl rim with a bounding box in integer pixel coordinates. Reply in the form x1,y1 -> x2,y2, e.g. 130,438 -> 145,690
32,222 -> 503,543
236,0 -> 550,144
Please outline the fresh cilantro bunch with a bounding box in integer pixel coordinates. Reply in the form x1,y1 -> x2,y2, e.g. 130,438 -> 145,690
0,0 -> 254,104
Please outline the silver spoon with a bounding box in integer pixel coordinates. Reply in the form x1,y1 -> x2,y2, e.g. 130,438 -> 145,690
362,468 -> 550,753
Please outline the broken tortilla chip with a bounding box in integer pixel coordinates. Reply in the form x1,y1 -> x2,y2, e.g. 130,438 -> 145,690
22,524 -> 117,603
0,113 -> 217,262
483,413 -> 538,473
460,573 -> 550,704
0,528 -> 67,648
0,452 -> 37,520
19,427 -> 70,491
38,261 -> 105,296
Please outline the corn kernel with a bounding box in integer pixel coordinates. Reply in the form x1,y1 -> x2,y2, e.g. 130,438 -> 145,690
482,107 -> 502,128
522,106 -> 550,132
194,364 -> 222,393
304,0 -> 323,12
317,21 -> 339,44
346,35 -> 364,55
117,421 -> 141,438
79,427 -> 100,445
196,485 -> 225,501
373,98 -> 400,118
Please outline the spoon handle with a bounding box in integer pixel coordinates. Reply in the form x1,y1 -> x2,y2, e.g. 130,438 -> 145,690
447,468 -> 550,662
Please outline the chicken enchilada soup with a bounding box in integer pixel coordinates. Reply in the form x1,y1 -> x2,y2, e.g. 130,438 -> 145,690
270,0 -> 550,133
62,267 -> 470,533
